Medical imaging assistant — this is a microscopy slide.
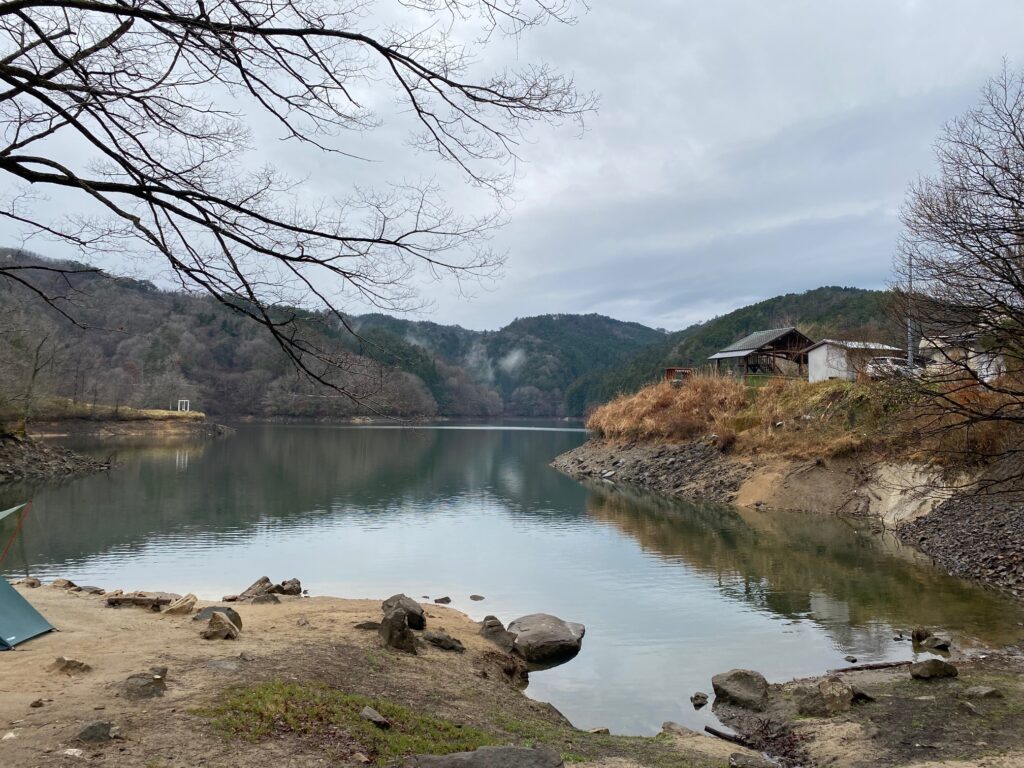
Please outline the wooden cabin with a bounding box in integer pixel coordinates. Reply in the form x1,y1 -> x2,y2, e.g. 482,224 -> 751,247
708,327 -> 813,376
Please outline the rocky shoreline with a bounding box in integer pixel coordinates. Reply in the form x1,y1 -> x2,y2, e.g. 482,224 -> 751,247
550,438 -> 752,504
0,578 -> 753,768
0,434 -> 108,485
6,578 -> 1024,767
553,437 -> 1024,604
898,493 -> 1024,600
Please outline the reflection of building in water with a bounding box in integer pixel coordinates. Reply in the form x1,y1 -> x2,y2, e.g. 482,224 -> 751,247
175,450 -> 189,472
581,480 -> 1024,646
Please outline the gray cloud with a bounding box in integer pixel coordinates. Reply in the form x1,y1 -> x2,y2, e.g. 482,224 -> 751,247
5,1 -> 1024,333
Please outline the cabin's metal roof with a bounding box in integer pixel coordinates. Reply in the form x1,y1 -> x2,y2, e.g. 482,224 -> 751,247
708,327 -> 800,360
805,339 -> 900,353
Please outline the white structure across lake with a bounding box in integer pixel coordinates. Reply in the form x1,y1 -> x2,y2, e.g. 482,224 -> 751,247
806,340 -> 901,383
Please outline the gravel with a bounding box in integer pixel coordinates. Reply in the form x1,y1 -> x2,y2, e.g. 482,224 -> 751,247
898,493 -> 1024,599
550,438 -> 750,504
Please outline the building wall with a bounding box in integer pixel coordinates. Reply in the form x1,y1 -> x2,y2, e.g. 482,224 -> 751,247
808,344 -> 854,383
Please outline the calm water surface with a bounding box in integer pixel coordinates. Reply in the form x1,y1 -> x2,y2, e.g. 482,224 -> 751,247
2,423 -> 1023,735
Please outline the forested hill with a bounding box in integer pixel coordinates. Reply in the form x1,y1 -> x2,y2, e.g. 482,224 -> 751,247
0,250 -> 663,419
0,251 -> 891,419
565,286 -> 894,415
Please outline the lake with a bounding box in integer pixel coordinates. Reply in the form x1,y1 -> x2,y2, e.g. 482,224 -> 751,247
2,423 -> 1022,736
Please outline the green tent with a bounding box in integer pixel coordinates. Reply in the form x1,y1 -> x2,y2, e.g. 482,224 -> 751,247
0,503 -> 54,650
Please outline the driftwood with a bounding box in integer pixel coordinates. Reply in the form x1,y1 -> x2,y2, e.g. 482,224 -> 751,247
827,660 -> 911,674
704,724 -> 755,749
106,593 -> 174,611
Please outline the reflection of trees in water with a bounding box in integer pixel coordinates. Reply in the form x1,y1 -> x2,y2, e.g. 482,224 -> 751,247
0,426 -> 586,574
583,482 -> 1023,645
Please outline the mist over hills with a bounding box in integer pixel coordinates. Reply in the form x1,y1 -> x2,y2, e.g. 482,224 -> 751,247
0,250 -> 894,419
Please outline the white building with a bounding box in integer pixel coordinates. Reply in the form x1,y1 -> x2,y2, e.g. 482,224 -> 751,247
806,340 -> 901,383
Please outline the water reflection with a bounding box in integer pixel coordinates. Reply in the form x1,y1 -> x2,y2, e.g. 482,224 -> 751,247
1,424 -> 1022,736
584,482 -> 1023,647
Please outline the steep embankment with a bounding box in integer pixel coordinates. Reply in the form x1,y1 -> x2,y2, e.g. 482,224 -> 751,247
553,376 -> 1024,601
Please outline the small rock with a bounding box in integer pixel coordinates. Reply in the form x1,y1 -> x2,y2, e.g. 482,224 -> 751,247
794,676 -> 854,717
921,635 -> 952,651
239,576 -> 273,600
911,627 -> 932,644
201,611 -> 240,641
382,594 -> 425,630
588,727 -> 610,734
355,621 -> 381,631
844,655 -> 857,664
16,577 -> 41,588
61,748 -> 85,758
296,615 -> 311,628
712,669 -> 769,711
278,578 -> 302,596
193,606 -> 242,629
123,669 -> 167,699
690,692 -> 708,709
49,657 -> 91,676
479,616 -> 515,653
963,686 -> 1003,699
239,651 -> 255,662
30,699 -> 43,708
960,701 -> 981,716
469,594 -> 485,601
379,609 -> 416,654
2,732 -> 15,741
50,578 -> 77,590
423,630 -> 465,652
77,721 -> 116,743
360,706 -> 390,729
851,685 -> 875,703
433,596 -> 452,605
353,753 -> 371,764
249,592 -> 279,605
910,659 -> 958,680
78,586 -> 105,595
163,594 -> 197,615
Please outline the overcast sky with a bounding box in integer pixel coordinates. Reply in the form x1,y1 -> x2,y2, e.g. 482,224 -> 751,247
425,0 -> 1024,331
7,1 -> 1024,332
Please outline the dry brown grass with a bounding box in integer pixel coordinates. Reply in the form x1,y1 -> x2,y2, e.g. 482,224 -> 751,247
587,376 -> 914,459
587,376 -> 747,442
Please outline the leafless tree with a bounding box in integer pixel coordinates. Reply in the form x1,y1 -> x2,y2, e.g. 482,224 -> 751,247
0,0 -> 592,402
894,65 -> 1024,488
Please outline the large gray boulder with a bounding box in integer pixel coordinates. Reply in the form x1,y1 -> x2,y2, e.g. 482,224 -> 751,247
712,669 -> 769,711
382,594 -> 426,630
410,745 -> 563,767
506,614 -> 585,665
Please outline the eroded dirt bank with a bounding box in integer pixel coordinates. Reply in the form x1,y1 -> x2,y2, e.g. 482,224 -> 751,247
0,583 -> 747,768
552,439 -> 1021,599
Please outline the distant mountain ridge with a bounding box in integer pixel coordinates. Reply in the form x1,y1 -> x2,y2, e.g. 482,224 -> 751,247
0,250 -> 893,419
565,286 -> 895,414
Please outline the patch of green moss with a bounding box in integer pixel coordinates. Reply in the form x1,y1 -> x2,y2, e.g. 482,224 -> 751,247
489,711 -> 722,767
197,681 -> 496,763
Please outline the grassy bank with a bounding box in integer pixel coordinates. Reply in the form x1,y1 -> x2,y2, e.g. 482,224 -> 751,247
587,376 -> 906,459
